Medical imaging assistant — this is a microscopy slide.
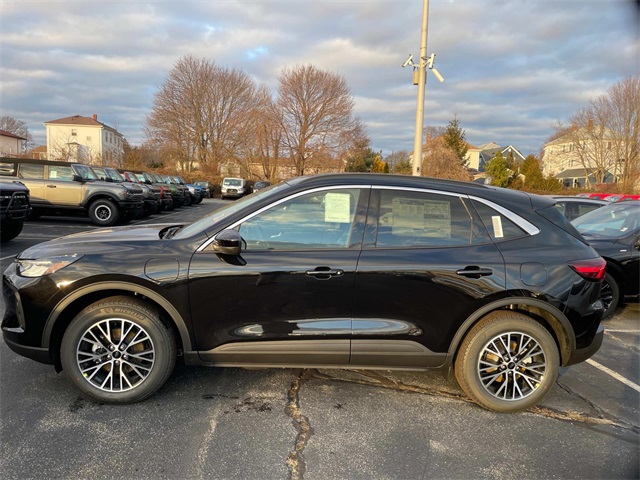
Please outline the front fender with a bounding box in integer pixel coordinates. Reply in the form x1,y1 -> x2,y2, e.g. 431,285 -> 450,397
42,281 -> 193,352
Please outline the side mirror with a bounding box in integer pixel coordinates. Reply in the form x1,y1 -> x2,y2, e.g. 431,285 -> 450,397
72,174 -> 83,182
212,229 -> 243,256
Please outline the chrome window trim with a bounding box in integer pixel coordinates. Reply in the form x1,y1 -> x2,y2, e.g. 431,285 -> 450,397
469,195 -> 540,236
196,185 -> 368,252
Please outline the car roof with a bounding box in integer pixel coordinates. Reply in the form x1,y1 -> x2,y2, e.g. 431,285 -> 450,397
286,173 -> 551,210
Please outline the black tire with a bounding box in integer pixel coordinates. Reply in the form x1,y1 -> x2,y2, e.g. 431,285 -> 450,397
60,296 -> 177,404
184,194 -> 192,207
455,311 -> 559,413
600,273 -> 620,320
0,220 -> 24,242
88,199 -> 121,227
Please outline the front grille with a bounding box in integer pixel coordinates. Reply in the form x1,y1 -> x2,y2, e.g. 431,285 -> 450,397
128,193 -> 143,202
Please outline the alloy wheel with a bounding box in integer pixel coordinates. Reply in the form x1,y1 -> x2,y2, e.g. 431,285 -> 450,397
76,318 -> 155,392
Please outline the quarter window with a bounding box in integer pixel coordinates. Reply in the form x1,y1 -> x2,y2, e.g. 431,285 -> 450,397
471,200 -> 527,241
238,188 -> 362,250
373,190 -> 472,247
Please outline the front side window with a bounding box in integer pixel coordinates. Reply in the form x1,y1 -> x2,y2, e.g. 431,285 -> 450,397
238,188 -> 362,250
48,165 -> 74,181
373,190 -> 472,247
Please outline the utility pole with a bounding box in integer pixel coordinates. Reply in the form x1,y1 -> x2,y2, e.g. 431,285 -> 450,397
412,0 -> 429,176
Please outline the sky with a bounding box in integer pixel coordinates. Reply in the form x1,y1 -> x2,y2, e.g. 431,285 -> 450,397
1,0 -> 639,158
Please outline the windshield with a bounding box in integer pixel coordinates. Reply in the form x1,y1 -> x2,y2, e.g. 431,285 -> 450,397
75,164 -> 98,181
572,203 -> 640,239
105,168 -> 125,182
223,178 -> 243,186
135,173 -> 146,183
174,182 -> 288,239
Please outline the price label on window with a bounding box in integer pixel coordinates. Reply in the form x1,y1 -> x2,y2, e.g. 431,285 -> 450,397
325,193 -> 351,223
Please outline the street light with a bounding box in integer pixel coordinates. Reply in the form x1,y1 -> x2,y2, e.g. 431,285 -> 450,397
401,0 -> 444,176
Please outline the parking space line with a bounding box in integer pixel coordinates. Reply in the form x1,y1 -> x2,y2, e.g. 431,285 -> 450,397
605,329 -> 640,333
586,359 -> 640,393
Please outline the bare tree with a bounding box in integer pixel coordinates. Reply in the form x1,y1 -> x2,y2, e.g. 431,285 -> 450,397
422,136 -> 472,181
550,76 -> 639,188
604,76 -> 640,192
275,65 -> 361,176
0,116 -> 32,152
146,55 -> 261,173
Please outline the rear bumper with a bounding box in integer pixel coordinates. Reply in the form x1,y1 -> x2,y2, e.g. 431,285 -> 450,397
566,323 -> 604,366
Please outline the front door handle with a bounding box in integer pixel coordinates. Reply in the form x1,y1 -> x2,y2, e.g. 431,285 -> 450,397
456,266 -> 493,279
305,266 -> 344,280
46,184 -> 57,188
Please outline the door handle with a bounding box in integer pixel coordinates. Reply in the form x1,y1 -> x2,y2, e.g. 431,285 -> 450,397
456,266 -> 493,279
46,185 -> 57,188
305,266 -> 344,280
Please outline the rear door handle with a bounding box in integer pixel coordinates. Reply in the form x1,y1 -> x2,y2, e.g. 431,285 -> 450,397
305,266 -> 344,280
456,266 -> 493,278
46,185 -> 57,188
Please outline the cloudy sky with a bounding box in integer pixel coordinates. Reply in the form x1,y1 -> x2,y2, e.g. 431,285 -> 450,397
2,0 -> 639,157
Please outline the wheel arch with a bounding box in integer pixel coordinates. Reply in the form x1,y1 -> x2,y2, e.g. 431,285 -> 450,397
43,281 -> 192,371
82,193 -> 122,209
448,297 -> 576,367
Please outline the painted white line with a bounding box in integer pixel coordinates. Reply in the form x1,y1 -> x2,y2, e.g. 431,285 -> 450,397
0,254 -> 17,261
586,359 -> 640,393
605,329 -> 640,334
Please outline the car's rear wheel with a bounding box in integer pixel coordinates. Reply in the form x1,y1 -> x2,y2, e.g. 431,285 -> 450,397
455,311 -> 559,413
60,296 -> 177,404
600,273 -> 620,320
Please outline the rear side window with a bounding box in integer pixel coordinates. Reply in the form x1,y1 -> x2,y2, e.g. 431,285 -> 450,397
19,164 -> 45,179
373,190 -> 472,247
471,200 -> 527,242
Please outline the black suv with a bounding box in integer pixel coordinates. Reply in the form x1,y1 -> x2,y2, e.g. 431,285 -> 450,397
2,174 -> 605,412
0,180 -> 31,242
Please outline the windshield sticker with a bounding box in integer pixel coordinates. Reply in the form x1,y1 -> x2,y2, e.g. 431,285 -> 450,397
325,193 -> 351,223
492,215 -> 504,238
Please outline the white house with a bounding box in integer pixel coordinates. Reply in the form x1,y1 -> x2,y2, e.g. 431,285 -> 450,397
44,114 -> 124,166
0,129 -> 26,157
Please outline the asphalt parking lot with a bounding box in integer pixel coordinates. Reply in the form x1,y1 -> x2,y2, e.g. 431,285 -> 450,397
1,198 -> 638,479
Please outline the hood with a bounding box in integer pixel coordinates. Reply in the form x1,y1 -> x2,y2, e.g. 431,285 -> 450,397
18,223 -> 179,259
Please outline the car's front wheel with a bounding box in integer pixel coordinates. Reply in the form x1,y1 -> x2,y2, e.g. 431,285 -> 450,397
60,296 -> 177,404
0,220 -> 24,242
88,199 -> 120,226
455,311 -> 559,413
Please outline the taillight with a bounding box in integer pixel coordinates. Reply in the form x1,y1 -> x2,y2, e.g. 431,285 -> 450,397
568,257 -> 607,281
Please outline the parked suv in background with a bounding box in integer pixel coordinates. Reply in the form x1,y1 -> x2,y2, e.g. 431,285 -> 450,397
0,180 -> 31,242
194,181 -> 212,198
0,158 -> 144,226
92,167 -> 161,218
2,174 -> 605,412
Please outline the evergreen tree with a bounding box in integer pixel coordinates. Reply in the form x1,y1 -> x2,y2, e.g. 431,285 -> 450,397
442,115 -> 469,166
485,151 -> 512,187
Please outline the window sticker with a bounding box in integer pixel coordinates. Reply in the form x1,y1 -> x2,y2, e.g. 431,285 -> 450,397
390,198 -> 451,238
491,215 -> 504,238
324,193 -> 351,223
50,170 -> 58,179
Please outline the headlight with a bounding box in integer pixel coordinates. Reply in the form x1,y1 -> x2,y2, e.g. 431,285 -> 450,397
17,254 -> 83,278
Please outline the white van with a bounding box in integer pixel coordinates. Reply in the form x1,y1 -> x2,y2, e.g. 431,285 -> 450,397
221,177 -> 248,199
